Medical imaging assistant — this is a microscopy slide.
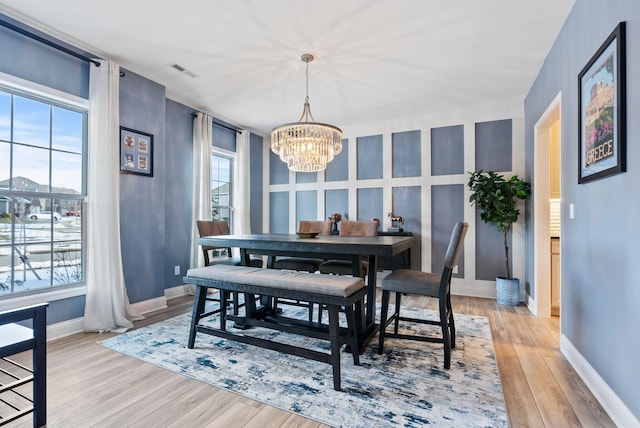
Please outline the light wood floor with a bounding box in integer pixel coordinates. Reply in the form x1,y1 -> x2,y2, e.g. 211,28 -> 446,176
8,295 -> 614,427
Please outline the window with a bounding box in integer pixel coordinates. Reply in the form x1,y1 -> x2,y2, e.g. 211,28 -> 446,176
0,85 -> 87,297
211,153 -> 233,225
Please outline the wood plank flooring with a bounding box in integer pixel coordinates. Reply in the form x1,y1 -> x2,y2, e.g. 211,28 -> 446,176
7,295 -> 614,427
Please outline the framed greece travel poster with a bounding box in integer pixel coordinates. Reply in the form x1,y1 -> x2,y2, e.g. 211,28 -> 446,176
120,127 -> 154,177
578,22 -> 626,184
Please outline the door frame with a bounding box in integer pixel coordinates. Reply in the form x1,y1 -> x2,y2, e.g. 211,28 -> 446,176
532,92 -> 561,317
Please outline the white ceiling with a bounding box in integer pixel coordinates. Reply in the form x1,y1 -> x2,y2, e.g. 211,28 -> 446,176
0,0 -> 574,136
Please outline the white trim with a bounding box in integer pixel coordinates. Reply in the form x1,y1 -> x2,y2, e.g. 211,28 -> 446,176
451,279 -> 497,300
526,293 -> 538,316
0,71 -> 89,109
47,317 -> 84,341
130,296 -> 167,316
0,285 -> 86,312
561,334 -> 639,428
532,92 -> 562,317
42,285 -> 191,342
164,284 -> 191,300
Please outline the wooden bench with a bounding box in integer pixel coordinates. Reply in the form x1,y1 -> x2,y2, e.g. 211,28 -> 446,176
184,264 -> 367,391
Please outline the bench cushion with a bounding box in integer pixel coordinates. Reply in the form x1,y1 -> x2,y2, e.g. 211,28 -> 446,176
186,264 -> 365,297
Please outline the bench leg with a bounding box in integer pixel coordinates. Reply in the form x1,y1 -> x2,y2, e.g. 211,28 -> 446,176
327,304 -> 342,391
188,285 -> 207,348
220,290 -> 229,331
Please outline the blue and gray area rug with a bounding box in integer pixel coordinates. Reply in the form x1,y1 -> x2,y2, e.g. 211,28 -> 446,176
101,304 -> 508,427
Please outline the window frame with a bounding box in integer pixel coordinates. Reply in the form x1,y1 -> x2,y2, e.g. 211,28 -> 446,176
0,72 -> 89,310
211,148 -> 235,231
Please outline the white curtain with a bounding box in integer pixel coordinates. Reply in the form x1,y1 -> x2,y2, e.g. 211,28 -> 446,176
233,130 -> 251,235
190,112 -> 213,270
84,60 -> 142,333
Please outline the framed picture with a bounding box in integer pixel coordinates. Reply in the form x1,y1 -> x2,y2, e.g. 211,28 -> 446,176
120,127 -> 154,177
578,22 -> 626,184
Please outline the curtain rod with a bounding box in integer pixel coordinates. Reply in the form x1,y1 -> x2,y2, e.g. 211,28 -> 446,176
0,19 -> 100,67
191,113 -> 241,134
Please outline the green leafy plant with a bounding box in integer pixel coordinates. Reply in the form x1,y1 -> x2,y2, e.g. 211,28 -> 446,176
467,170 -> 531,279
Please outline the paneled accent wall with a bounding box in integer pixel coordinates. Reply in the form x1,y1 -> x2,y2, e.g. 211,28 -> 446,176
431,184 -> 465,278
265,106 -> 524,298
296,190 -> 317,227
356,135 -> 383,180
269,192 -> 289,234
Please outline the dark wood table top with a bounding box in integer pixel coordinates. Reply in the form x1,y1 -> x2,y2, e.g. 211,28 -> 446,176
197,233 -> 414,258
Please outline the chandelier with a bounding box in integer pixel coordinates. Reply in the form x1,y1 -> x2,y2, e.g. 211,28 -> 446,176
271,54 -> 342,172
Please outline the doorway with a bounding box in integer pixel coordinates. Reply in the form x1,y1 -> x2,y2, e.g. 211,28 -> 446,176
533,93 -> 561,318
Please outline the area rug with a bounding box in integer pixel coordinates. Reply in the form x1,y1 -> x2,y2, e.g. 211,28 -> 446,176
100,303 -> 508,427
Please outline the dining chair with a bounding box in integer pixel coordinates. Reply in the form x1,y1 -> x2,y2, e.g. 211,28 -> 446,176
316,220 -> 378,323
197,220 -> 262,268
197,220 -> 263,315
269,220 -> 332,272
377,221 -> 468,369
318,220 -> 378,276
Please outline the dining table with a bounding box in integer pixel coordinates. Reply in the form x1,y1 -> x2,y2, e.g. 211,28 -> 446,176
197,233 -> 415,352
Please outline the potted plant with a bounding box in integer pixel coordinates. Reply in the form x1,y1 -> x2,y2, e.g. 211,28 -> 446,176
467,170 -> 531,305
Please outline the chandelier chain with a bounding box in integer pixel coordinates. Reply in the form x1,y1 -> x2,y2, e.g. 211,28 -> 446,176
305,59 -> 310,103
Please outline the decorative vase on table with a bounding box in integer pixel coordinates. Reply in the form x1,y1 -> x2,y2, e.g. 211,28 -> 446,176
328,213 -> 342,234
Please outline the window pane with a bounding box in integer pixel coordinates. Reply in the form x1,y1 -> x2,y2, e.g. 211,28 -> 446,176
52,107 -> 83,153
14,247 -> 52,292
53,198 -> 82,242
0,141 -> 9,184
13,96 -> 50,148
211,180 -> 222,204
213,207 -> 231,225
217,157 -> 231,182
13,145 -> 50,191
52,243 -> 82,285
52,151 -> 82,194
0,91 -> 10,141
25,204 -> 54,242
2,88 -> 86,295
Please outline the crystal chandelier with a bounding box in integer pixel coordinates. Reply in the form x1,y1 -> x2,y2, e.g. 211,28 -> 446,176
271,54 -> 342,172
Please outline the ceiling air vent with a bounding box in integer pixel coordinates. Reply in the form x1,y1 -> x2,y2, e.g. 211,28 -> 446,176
171,64 -> 197,78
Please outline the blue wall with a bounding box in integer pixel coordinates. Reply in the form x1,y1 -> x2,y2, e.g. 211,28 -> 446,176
119,70 -> 167,303
525,0 -> 639,420
250,133 -> 263,233
0,17 -> 265,325
0,13 -> 89,98
164,99 -> 194,285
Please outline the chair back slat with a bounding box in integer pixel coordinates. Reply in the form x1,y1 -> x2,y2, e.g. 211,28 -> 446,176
197,220 -> 233,264
339,221 -> 378,237
443,222 -> 468,269
299,220 -> 332,235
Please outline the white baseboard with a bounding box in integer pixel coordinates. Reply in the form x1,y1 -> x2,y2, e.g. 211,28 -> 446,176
46,317 -> 84,341
452,279 -> 497,299
526,294 -> 538,316
131,295 -> 167,315
561,334 -> 639,428
165,284 -> 192,299
45,286 -> 192,342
